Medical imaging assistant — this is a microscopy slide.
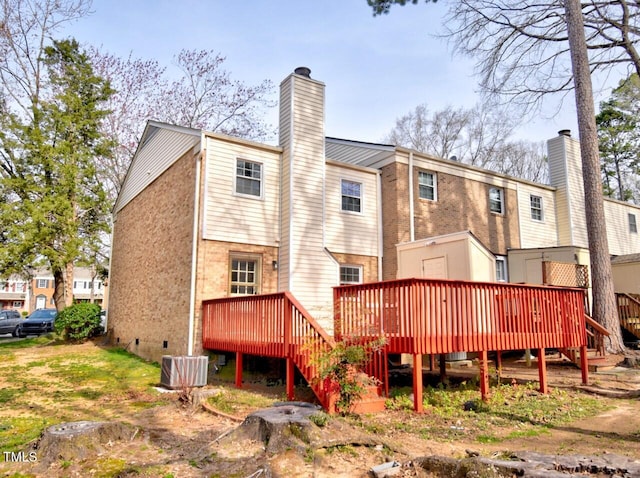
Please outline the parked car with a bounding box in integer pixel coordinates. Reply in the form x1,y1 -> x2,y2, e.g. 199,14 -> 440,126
17,309 -> 57,337
0,310 -> 22,337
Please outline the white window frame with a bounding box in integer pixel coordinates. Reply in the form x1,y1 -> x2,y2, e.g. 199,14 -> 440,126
339,265 -> 363,285
234,158 -> 263,199
418,171 -> 437,201
629,213 -> 638,234
12,301 -> 22,308
341,179 -> 362,214
530,194 -> 543,221
36,279 -> 48,289
495,256 -> 508,282
229,254 -> 261,296
489,187 -> 504,214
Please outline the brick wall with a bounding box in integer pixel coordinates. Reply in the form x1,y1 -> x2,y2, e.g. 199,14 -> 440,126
192,240 -> 278,354
330,252 -> 379,283
381,162 -> 521,280
109,148 -> 196,363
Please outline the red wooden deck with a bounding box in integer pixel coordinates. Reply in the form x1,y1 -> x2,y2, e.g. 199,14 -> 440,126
202,278 -> 590,413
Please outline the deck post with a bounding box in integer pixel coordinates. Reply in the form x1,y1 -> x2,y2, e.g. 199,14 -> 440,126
235,351 -> 243,389
496,350 -> 502,372
479,350 -> 490,401
439,354 -> 446,382
580,345 -> 589,385
537,348 -> 548,394
286,357 -> 295,400
413,353 -> 423,413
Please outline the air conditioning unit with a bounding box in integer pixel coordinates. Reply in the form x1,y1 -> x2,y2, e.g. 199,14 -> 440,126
160,355 -> 208,389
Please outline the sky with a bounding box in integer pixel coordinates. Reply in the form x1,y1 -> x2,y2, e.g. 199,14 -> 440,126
58,0 -> 601,146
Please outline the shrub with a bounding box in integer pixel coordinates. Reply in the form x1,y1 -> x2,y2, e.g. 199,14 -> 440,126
55,303 -> 102,341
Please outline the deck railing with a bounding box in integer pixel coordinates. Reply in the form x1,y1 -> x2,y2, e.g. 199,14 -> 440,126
334,278 -> 588,355
616,292 -> 640,341
202,292 -> 336,408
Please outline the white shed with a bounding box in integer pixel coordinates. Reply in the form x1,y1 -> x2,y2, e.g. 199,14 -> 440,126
396,231 -> 496,281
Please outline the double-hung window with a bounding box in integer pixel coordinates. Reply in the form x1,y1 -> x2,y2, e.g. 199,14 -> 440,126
418,171 -> 436,200
489,187 -> 504,214
630,213 -> 638,234
340,265 -> 362,285
341,180 -> 362,213
530,195 -> 543,221
235,159 -> 262,197
36,279 -> 48,289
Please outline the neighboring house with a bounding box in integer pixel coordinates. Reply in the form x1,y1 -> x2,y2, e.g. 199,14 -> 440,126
1,267 -> 107,314
109,67 -> 640,362
0,276 -> 29,314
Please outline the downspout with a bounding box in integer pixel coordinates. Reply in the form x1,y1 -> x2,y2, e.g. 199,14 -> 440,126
408,152 -> 415,242
187,145 -> 203,356
377,170 -> 383,281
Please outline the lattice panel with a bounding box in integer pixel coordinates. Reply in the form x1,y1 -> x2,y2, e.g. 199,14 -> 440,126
542,261 -> 589,288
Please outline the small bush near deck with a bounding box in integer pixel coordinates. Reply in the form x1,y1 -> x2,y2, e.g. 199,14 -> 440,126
55,303 -> 102,341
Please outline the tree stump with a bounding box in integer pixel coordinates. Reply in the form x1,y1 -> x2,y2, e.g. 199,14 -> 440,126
221,403 -> 322,454
30,421 -> 132,467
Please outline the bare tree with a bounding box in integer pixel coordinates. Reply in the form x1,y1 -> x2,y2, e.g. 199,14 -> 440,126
385,102 -> 547,182
89,48 -> 276,198
441,1 -> 640,113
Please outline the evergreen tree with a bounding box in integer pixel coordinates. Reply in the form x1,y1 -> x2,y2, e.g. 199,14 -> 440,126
0,39 -> 113,310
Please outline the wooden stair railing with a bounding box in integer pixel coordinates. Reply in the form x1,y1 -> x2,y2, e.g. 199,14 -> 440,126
202,292 -> 385,413
616,293 -> 640,341
559,314 -> 610,369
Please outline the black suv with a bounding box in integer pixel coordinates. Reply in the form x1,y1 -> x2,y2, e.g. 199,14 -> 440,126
0,310 -> 22,337
17,309 -> 57,337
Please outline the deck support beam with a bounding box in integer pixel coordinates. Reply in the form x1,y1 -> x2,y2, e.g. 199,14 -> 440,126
413,353 -> 423,413
479,350 -> 490,401
286,357 -> 295,400
580,345 -> 589,385
537,348 -> 548,394
235,352 -> 243,388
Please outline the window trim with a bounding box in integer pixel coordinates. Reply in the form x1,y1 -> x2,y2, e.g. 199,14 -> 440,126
630,213 -> 638,234
495,256 -> 508,282
229,253 -> 262,296
418,170 -> 437,201
36,279 -> 48,289
530,194 -> 543,222
340,179 -> 363,214
234,158 -> 264,199
339,264 -> 363,285
489,187 -> 504,215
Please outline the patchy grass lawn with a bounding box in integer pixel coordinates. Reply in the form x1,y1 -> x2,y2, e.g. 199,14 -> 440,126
0,337 -> 164,455
1,339 -> 639,478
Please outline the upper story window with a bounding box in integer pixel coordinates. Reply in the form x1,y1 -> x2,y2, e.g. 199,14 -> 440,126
489,187 -> 504,214
341,179 -> 362,213
235,159 -> 262,198
340,265 -> 362,285
36,279 -> 48,289
495,256 -> 508,282
629,213 -> 638,233
418,171 -> 437,201
530,195 -> 543,221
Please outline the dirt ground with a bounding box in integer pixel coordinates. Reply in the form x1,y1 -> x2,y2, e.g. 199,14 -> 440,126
2,343 -> 640,477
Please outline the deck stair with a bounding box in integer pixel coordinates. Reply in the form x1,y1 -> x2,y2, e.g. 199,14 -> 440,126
559,314 -> 611,371
616,293 -> 640,341
201,292 -> 385,414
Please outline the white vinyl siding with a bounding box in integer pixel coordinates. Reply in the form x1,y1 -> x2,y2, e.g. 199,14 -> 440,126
547,134 -> 588,247
517,184 -> 557,248
115,125 -> 200,213
203,135 -> 280,247
603,199 -> 640,255
325,163 -> 379,256
279,73 -> 336,327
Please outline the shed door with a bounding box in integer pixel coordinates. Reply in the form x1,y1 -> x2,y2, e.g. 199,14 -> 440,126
525,259 -> 543,284
422,256 -> 447,279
